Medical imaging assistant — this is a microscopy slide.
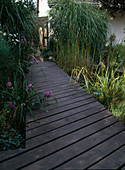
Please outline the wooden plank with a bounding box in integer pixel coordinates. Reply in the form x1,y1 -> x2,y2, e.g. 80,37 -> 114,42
35,83 -> 79,92
26,93 -> 95,125
38,83 -> 82,94
44,87 -> 85,101
0,111 -> 114,163
47,90 -> 87,104
19,131 -> 125,170
34,79 -> 71,88
0,115 -> 119,169
26,108 -> 108,139
26,102 -> 105,130
25,115 -> 114,150
56,132 -> 125,170
90,145 -> 125,169
26,97 -> 97,122
42,94 -> 92,112
121,166 -> 125,170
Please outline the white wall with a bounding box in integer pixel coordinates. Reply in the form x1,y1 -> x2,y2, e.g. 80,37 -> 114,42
109,13 -> 125,44
39,0 -> 50,17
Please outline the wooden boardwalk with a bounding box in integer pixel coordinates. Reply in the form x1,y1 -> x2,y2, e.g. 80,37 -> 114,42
0,61 -> 125,170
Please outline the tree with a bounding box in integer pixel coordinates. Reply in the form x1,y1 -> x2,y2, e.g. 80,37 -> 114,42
97,0 -> 125,16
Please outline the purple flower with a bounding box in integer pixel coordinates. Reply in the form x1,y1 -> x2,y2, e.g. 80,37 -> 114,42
21,36 -> 27,44
22,36 -> 26,42
30,61 -> 34,64
31,42 -> 34,46
23,103 -> 26,106
44,91 -> 52,97
8,102 -> 15,108
26,83 -> 33,90
21,39 -> 25,44
24,37 -> 26,42
36,60 -> 40,64
7,82 -> 12,87
26,86 -> 29,90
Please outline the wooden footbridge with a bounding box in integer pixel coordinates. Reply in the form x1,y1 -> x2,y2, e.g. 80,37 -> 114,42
0,62 -> 125,169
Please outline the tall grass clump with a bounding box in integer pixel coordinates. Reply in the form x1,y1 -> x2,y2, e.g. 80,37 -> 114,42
49,0 -> 109,74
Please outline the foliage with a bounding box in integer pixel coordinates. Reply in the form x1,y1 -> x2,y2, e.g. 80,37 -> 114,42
0,0 -> 56,151
0,128 -> 25,151
71,62 -> 125,121
0,37 -> 15,81
0,77 -> 49,127
111,101 -> 125,122
0,0 -> 38,41
113,43 -> 125,63
41,48 -> 54,59
96,0 -> 125,16
101,38 -> 125,75
49,0 -> 109,74
0,0 -> 39,78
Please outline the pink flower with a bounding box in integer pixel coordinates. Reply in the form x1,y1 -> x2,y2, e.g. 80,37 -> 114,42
8,102 -> 12,105
8,102 -> 15,108
36,60 -> 40,64
11,104 -> 15,108
44,91 -> 52,97
28,84 -> 33,88
7,82 -> 12,87
26,83 -> 33,90
23,103 -> 26,106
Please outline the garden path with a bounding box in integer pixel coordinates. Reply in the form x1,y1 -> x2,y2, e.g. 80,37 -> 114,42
0,61 -> 125,170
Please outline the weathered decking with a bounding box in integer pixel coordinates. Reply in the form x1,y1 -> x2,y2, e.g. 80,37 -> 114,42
0,61 -> 125,170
